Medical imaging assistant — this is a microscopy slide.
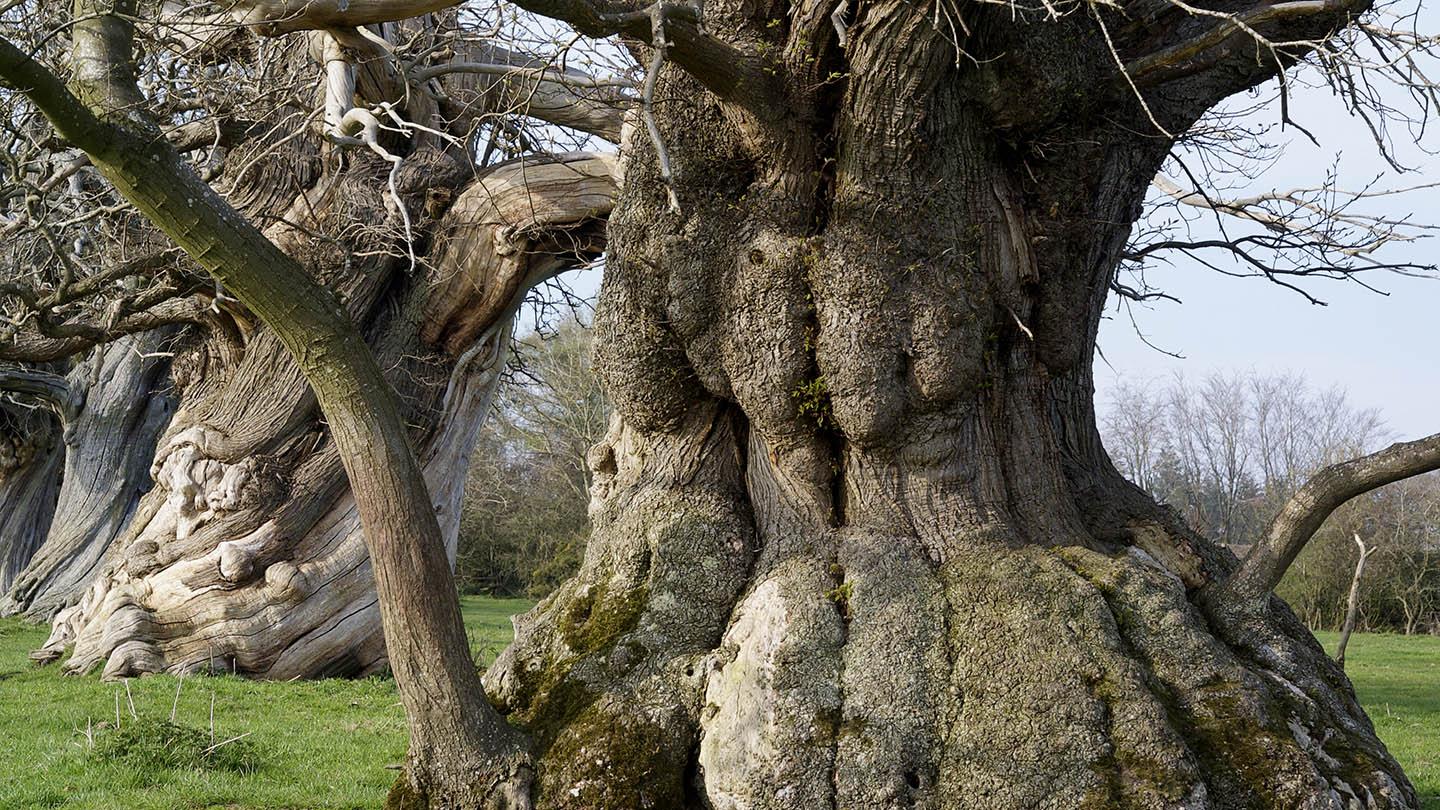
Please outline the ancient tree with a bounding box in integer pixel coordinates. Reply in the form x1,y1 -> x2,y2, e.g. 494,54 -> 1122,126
3,0 -> 1440,808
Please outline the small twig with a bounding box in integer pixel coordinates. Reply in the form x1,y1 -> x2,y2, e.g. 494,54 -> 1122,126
123,679 -> 137,719
1093,6 -> 1173,139
170,675 -> 183,723
334,106 -> 417,273
643,2 -> 682,213
73,717 -> 95,750
202,732 -> 252,755
1007,306 -> 1035,341
831,0 -> 849,48
1336,532 -> 1379,667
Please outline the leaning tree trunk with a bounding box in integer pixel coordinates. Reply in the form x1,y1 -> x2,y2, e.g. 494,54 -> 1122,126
479,10 -> 1417,810
0,330 -> 175,620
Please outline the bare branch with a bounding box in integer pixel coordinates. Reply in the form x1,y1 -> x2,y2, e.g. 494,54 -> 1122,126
1211,431 -> 1440,608
431,40 -> 629,141
412,60 -> 634,89
504,0 -> 779,111
0,365 -> 69,407
225,0 -> 464,35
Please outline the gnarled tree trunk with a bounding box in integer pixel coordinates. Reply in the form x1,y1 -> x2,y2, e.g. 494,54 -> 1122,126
478,8 -> 1417,809
26,152 -> 615,680
0,403 -> 61,593
1,330 -> 175,620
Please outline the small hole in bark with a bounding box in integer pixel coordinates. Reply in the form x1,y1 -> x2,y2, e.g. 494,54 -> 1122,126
904,770 -> 921,790
748,249 -> 765,265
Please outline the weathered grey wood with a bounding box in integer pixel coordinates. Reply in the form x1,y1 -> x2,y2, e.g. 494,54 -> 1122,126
22,152 -> 616,679
0,406 -> 62,594
0,331 -> 176,620
1335,533 -> 1379,668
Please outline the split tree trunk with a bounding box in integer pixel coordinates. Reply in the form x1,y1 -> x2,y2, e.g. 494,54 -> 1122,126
476,8 -> 1417,809
25,152 -> 615,680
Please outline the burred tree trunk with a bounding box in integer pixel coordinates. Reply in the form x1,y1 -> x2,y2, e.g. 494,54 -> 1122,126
479,8 -> 1416,808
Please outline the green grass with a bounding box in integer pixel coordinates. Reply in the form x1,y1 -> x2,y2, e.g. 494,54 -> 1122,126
0,597 -> 533,810
1314,631 -> 1440,809
459,596 -> 534,667
0,602 -> 1434,809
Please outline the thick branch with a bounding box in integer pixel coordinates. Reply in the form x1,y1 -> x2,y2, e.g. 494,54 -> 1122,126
224,0 -> 463,35
505,0 -> 779,113
433,41 -> 628,142
1214,431 -> 1440,607
422,152 -> 616,354
0,366 -> 70,408
1124,0 -> 1367,87
0,298 -> 206,363
213,0 -> 775,116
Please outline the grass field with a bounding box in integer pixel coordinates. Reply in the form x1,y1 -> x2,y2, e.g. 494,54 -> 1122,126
0,597 -> 532,810
0,601 -> 1434,809
1314,631 -> 1440,809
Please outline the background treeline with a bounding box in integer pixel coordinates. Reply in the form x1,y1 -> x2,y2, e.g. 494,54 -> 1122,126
1103,372 -> 1440,634
455,318 -> 607,598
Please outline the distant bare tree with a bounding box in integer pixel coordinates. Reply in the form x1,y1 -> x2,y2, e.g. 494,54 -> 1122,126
1101,377 -> 1167,492
1370,476 -> 1440,634
458,317 -> 608,597
1103,371 -> 1440,632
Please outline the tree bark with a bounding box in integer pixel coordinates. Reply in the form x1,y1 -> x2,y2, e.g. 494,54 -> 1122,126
19,153 -> 615,682
474,6 -> 1417,809
0,404 -> 62,593
0,331 -> 175,621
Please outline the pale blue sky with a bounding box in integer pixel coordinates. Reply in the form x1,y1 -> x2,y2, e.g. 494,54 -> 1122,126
540,43 -> 1439,442
1096,70 -> 1440,442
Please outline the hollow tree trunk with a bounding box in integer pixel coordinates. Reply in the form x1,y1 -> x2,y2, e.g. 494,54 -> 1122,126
0,330 -> 175,620
480,10 -> 1416,809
